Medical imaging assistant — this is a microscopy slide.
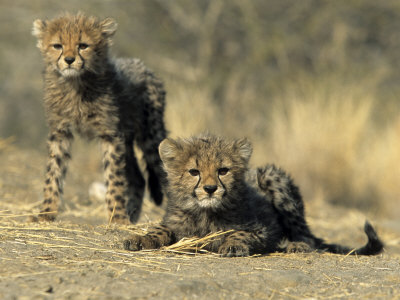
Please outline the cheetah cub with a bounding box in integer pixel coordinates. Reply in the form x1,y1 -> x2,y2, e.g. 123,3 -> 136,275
124,134 -> 383,256
32,13 -> 166,223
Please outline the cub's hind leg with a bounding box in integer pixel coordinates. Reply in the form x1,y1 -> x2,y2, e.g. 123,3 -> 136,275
256,164 -> 322,247
102,135 -> 145,224
136,132 -> 166,207
38,130 -> 73,221
135,79 -> 167,206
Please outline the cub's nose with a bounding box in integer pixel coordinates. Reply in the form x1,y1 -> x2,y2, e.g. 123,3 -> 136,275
203,185 -> 218,195
64,56 -> 75,65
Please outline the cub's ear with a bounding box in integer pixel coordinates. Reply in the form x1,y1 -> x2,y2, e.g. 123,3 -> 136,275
32,19 -> 47,49
159,138 -> 183,169
100,18 -> 118,38
234,138 -> 252,163
32,19 -> 47,39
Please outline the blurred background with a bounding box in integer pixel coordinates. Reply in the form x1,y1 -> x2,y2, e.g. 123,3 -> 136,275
0,0 -> 399,218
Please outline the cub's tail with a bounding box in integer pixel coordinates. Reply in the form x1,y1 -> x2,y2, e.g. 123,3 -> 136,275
317,221 -> 384,255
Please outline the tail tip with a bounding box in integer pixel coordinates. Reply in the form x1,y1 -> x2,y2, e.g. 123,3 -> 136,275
363,220 -> 384,255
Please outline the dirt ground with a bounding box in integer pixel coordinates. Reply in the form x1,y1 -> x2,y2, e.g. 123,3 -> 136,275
1,144 -> 399,299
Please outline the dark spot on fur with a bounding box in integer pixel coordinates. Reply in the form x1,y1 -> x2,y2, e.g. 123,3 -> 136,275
115,195 -> 124,202
115,157 -> 124,166
101,135 -> 113,143
56,156 -> 62,167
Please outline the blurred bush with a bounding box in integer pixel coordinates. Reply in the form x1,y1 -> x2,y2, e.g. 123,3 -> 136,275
0,0 -> 399,215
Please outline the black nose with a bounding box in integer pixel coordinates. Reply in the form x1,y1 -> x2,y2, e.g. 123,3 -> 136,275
204,185 -> 218,194
64,56 -> 75,65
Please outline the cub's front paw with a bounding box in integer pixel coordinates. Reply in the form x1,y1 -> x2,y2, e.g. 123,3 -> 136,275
218,241 -> 250,257
30,210 -> 57,222
123,234 -> 159,251
285,241 -> 313,253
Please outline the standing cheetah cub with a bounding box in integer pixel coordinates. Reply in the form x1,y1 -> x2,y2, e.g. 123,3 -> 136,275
32,13 -> 166,223
124,134 -> 383,256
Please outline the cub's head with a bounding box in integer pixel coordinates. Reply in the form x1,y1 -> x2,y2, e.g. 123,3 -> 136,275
159,134 -> 252,210
32,13 -> 117,78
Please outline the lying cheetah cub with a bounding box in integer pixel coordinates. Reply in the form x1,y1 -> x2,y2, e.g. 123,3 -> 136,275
32,13 -> 166,223
124,134 -> 383,256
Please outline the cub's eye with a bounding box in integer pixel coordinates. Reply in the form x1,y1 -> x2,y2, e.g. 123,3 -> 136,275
53,44 -> 62,50
218,168 -> 229,176
78,43 -> 89,50
188,169 -> 200,176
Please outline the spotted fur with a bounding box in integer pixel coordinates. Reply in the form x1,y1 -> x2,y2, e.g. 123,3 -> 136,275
124,134 -> 383,256
33,13 -> 166,223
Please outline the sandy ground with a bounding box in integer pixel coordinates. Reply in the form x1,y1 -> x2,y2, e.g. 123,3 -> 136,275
1,144 -> 399,299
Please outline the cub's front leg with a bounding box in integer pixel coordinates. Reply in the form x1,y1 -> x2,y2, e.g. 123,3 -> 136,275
218,228 -> 274,257
39,130 -> 73,221
123,224 -> 175,251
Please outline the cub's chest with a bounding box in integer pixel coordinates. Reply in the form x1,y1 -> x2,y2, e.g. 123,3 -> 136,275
45,90 -> 118,137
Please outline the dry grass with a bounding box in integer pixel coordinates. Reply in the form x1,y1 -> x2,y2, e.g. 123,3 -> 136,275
0,136 -> 15,152
0,212 -> 234,281
162,230 -> 234,254
261,77 -> 400,217
165,80 -> 217,138
0,219 -> 176,277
